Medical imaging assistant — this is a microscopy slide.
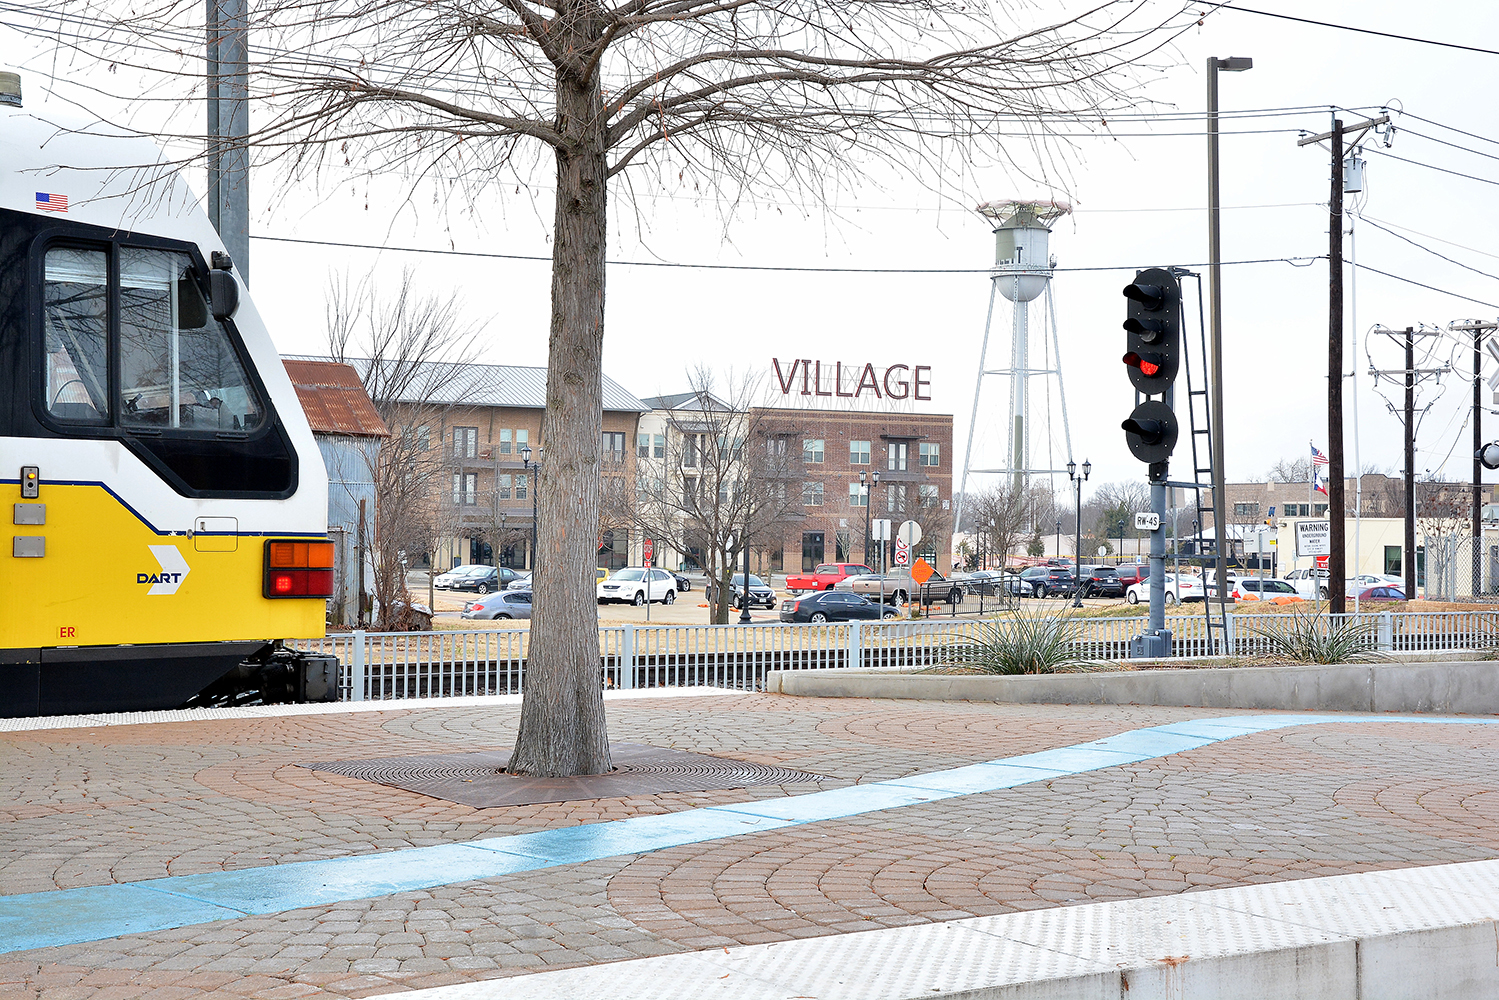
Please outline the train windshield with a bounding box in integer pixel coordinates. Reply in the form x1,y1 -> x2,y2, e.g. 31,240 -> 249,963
43,246 -> 266,433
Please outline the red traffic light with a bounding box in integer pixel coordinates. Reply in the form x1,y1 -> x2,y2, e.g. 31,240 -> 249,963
1123,351 -> 1164,377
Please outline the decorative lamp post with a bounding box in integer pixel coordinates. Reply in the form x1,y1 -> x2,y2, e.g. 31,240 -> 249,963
1055,518 -> 1061,562
859,469 -> 881,567
521,444 -> 543,571
1068,459 -> 1091,608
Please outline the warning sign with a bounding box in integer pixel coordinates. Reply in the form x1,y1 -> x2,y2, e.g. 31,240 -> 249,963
911,558 -> 934,586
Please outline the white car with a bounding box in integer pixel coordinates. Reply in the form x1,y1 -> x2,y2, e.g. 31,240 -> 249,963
1284,568 -> 1331,600
1231,578 -> 1300,601
1346,573 -> 1406,597
597,567 -> 677,606
1125,573 -> 1203,606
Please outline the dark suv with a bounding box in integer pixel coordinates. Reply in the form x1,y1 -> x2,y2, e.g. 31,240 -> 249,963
1078,566 -> 1125,598
1019,566 -> 1078,598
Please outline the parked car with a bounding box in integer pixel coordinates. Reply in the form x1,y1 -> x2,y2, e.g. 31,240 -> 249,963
953,570 -> 1028,598
462,590 -> 533,620
1284,568 -> 1331,599
1230,578 -> 1301,601
433,564 -> 491,590
1125,573 -> 1203,605
597,567 -> 677,605
835,571 -> 963,606
1019,565 -> 1078,599
785,562 -> 874,594
1114,564 -> 1149,589
596,567 -> 609,583
1077,566 -> 1126,599
505,572 -> 533,590
780,590 -> 899,623
707,573 -> 777,609
1355,585 -> 1408,601
671,571 -> 692,592
1346,573 -> 1406,597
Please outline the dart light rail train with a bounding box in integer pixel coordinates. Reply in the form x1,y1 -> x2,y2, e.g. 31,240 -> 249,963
0,73 -> 337,716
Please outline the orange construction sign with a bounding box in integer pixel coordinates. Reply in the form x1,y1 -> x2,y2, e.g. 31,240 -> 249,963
911,557 -> 934,586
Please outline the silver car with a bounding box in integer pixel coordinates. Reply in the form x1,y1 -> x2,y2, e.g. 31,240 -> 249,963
462,590 -> 533,620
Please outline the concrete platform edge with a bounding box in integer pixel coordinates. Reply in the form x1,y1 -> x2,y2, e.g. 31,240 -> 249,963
766,660 -> 1499,714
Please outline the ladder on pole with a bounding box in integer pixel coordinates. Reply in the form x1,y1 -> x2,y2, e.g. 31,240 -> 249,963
1177,270 -> 1229,655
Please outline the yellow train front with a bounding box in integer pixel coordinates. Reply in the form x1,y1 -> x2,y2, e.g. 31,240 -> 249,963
0,77 -> 332,716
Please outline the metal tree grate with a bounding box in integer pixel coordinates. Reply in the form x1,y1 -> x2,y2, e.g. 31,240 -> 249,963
299,742 -> 828,807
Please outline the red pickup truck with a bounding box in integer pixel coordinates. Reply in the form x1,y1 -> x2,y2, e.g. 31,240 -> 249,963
785,562 -> 873,593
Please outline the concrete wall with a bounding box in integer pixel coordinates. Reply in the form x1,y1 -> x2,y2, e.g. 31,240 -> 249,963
766,660 -> 1499,715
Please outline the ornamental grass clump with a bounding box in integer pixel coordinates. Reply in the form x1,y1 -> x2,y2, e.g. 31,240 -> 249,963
946,615 -> 1088,675
1248,611 -> 1378,664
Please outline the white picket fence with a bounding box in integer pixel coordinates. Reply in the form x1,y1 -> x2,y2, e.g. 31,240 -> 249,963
292,610 -> 1499,703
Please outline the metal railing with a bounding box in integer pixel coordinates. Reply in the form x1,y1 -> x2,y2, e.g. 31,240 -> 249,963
292,609 -> 1499,701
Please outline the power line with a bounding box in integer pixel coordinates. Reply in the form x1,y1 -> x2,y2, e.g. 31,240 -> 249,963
1394,110 -> 1499,149
1363,147 -> 1499,188
1357,216 -> 1499,284
1196,2 -> 1499,57
1360,215 -> 1499,264
252,233 -> 1322,274
1351,261 -> 1499,310
1396,126 -> 1499,163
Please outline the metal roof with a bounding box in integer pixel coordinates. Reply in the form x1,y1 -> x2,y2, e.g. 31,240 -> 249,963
282,360 -> 389,438
285,356 -> 647,413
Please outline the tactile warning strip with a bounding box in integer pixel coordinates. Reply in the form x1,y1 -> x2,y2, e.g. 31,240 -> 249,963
299,742 -> 828,806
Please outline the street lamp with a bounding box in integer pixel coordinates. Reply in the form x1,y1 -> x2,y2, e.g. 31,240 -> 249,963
521,444 -> 543,571
859,469 -> 881,568
1055,519 -> 1061,562
1067,458 -> 1091,608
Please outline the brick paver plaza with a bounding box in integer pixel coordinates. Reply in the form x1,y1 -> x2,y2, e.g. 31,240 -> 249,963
3,691 -> 1499,997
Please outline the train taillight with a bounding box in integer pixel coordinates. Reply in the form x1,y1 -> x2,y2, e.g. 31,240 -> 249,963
264,540 -> 336,598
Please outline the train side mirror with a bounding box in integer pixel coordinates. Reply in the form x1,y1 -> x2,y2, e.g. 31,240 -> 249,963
209,255 -> 239,320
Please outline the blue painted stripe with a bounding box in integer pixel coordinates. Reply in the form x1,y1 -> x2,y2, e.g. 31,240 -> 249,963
2,712 -> 1496,954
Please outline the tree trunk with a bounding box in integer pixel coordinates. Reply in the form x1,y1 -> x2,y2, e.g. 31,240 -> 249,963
508,34 -> 612,777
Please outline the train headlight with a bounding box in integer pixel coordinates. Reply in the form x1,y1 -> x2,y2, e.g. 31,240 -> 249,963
264,539 -> 336,598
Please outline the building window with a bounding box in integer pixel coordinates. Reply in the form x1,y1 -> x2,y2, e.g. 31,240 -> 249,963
653,434 -> 665,459
835,530 -> 851,562
888,441 -> 908,471
801,531 -> 825,573
919,484 -> 939,508
849,483 -> 868,507
803,481 -> 824,506
1234,502 -> 1259,517
404,425 -> 430,452
499,428 -> 512,455
1314,503 -> 1328,516
767,437 -> 788,457
453,426 -> 478,459
637,433 -> 652,458
515,472 -> 528,500
497,474 -> 512,500
602,431 -> 625,463
452,473 -> 477,505
919,442 -> 940,467
886,483 -> 907,512
850,440 -> 870,465
803,438 -> 824,463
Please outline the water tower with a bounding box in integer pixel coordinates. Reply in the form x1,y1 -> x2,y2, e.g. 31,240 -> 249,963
956,199 -> 1074,527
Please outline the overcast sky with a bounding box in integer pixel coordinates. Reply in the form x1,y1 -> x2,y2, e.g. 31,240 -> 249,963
6,0 -> 1498,500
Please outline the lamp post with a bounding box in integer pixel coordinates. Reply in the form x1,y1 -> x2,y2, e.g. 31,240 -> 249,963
1068,459 -> 1091,608
859,470 -> 881,567
521,444 -> 542,571
738,523 -> 753,624
1055,519 -> 1061,562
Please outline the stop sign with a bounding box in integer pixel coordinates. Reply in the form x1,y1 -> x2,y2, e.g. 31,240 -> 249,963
643,538 -> 654,566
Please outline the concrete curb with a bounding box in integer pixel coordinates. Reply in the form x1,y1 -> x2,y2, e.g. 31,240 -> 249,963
766,659 -> 1499,714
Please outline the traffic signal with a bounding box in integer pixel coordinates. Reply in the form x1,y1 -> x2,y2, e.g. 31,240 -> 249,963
1121,400 -> 1178,464
1121,267 -> 1182,393
1479,442 -> 1499,470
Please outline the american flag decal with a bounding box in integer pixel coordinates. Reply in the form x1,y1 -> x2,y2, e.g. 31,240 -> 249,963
35,192 -> 68,213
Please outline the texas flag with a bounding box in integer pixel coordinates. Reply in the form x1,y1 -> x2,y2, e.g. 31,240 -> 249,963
1313,469 -> 1329,496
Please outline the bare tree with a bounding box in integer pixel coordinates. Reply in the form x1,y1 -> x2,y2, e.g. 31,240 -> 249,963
635,372 -> 803,623
23,0 -> 1199,775
1267,457 -> 1311,485
962,482 -> 1028,570
326,271 -> 482,627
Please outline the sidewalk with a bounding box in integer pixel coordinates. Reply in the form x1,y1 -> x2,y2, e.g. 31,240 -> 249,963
3,691 -> 1498,997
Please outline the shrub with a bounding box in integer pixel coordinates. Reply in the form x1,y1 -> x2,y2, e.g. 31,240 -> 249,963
1247,611 -> 1378,664
946,614 -> 1089,675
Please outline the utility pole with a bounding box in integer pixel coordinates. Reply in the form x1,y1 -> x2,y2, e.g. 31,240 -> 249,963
1453,320 -> 1498,595
1404,327 -> 1416,602
1298,112 -> 1388,613
207,0 -> 250,280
